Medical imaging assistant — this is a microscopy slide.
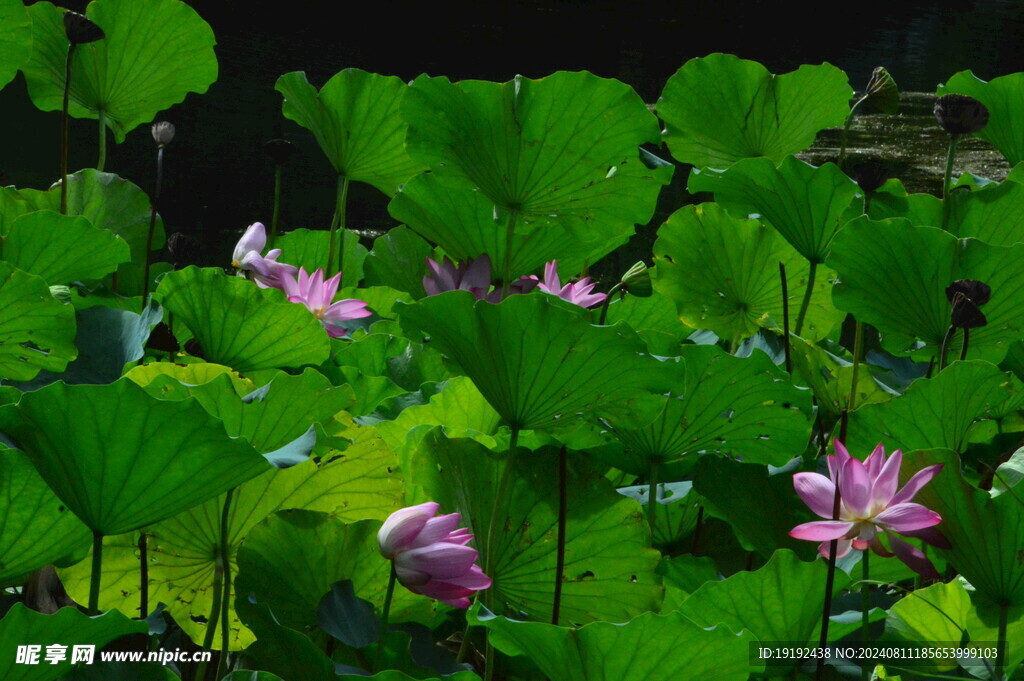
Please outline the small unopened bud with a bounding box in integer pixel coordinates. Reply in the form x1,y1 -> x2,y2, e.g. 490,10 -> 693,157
63,11 -> 105,45
864,67 -> 899,115
852,161 -> 889,194
152,121 -> 175,147
934,94 -> 989,137
620,261 -> 652,297
264,139 -> 295,165
946,279 -> 991,329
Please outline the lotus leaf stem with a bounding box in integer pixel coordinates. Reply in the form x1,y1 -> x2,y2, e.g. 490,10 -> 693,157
59,44 -> 77,215
326,176 -> 349,277
216,488 -> 235,680
940,137 -> 959,232
483,426 -> 520,681
861,550 -> 870,681
88,531 -> 103,613
779,262 -> 792,372
552,446 -> 567,625
373,563 -> 398,673
794,261 -> 817,337
139,532 -> 148,618
838,94 -> 869,170
97,111 -> 107,172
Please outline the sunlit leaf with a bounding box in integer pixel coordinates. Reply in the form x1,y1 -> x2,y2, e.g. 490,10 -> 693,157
0,262 -> 77,381
0,0 -> 31,91
3,210 -> 130,284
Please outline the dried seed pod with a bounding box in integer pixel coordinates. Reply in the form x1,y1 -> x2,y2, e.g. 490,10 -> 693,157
934,94 -> 990,136
852,161 -> 889,194
63,11 -> 105,45
151,121 -> 175,147
946,279 -> 991,328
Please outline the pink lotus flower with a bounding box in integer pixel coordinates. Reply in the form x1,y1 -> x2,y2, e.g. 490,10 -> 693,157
526,260 -> 606,308
378,502 -> 491,609
280,267 -> 371,338
790,440 -> 948,578
422,254 -> 538,303
231,222 -> 298,289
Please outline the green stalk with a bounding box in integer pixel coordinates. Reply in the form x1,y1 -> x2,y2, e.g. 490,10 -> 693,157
501,211 -> 519,298
847,321 -> 864,413
838,95 -> 868,170
647,459 -> 659,536
139,532 -> 148,618
60,43 -> 78,215
141,145 -> 164,310
779,262 -> 792,373
326,176 -> 349,277
816,470 -> 842,681
216,489 -> 235,680
794,261 -> 818,337
483,426 -> 520,681
861,550 -> 870,681
269,165 -> 282,250
996,600 -> 1009,681
552,446 -> 567,625
959,328 -> 970,362
97,111 -> 107,172
938,325 -> 957,372
597,283 -> 621,325
373,563 -> 398,673
88,531 -> 103,613
940,136 -> 960,232
195,493 -> 228,681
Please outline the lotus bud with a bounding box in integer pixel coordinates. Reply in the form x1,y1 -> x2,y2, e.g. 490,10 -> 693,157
946,279 -> 991,329
864,67 -> 900,115
151,122 -> 175,147
620,261 -> 652,297
852,161 -> 889,194
264,139 -> 295,165
934,94 -> 989,137
63,11 -> 105,45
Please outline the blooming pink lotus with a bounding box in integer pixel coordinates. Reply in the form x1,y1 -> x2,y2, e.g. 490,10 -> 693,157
526,260 -> 607,308
378,502 -> 491,609
790,441 -> 947,578
422,254 -> 538,302
280,267 -> 371,338
231,222 -> 298,289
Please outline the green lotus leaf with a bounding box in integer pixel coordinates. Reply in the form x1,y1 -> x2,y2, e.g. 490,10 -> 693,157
868,178 -> 943,226
277,69 -> 425,195
402,71 -> 666,279
273,228 -> 366,286
388,171 -> 636,281
618,482 -> 703,552
470,607 -> 756,681
827,217 -> 1024,362
789,337 -> 895,423
844,361 -> 1014,456
0,449 -> 91,585
604,345 -> 812,476
22,0 -> 217,142
658,554 -> 720,610
0,170 -> 165,295
688,157 -> 864,264
398,291 -> 676,430
0,0 -> 31,92
235,512 -> 433,640
332,331 -> 453,392
4,210 -> 130,284
236,593 -> 336,681
653,203 -> 841,342
407,430 -> 661,624
0,604 -> 146,681
362,226 -> 433,297
938,71 -> 1024,165
155,267 -> 330,372
603,284 -> 690,355
657,54 -> 851,168
375,376 -> 501,452
884,581 -> 969,672
125,361 -> 255,395
0,262 -> 77,381
694,456 -> 817,560
59,426 -> 404,649
0,378 -> 268,535
903,450 -> 1024,613
62,661 -> 181,681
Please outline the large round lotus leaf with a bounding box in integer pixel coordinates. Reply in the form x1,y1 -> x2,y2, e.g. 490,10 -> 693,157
653,203 -> 841,343
60,427 -> 404,650
844,361 -> 1014,456
362,226 -> 433,297
947,179 -> 1024,245
0,379 -> 268,536
471,607 -> 756,681
235,512 -> 432,642
272,228 -> 366,286
788,337 -> 894,422
276,69 -> 425,195
402,71 -> 667,278
603,285 -> 690,356
0,604 -> 146,681
827,217 -> 1024,362
0,262 -> 77,382
605,345 -> 812,475
22,0 -> 217,143
938,71 -> 1024,166
408,430 -> 662,624
688,157 -> 864,264
3,210 -> 130,284
0,170 -> 165,296
0,449 -> 91,585
388,171 -> 636,281
657,54 -> 851,168
331,331 -> 452,393
868,178 -> 943,226
0,0 -> 30,92
155,267 -> 330,373
904,450 -> 1024,612
885,581 -> 971,673
398,291 -> 677,430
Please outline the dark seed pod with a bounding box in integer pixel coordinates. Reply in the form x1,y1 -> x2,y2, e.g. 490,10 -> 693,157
934,94 -> 990,136
63,11 -> 105,45
146,321 -> 180,353
864,67 -> 900,115
151,121 -> 175,147
264,139 -> 295,165
945,279 -> 991,306
946,279 -> 991,328
852,161 -> 889,194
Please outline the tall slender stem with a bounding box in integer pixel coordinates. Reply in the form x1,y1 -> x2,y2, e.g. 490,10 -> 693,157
647,459 -> 659,537
501,211 -> 519,298
326,176 -> 349,277
194,560 -> 223,681
816,465 -> 842,681
691,507 -> 704,554
838,96 -> 868,170
269,165 -> 282,250
940,137 -> 960,232
138,533 -> 148,618
483,426 -> 520,681
216,488 -> 235,681
794,261 -> 818,337
552,446 -> 568,625
60,44 -> 78,215
861,550 -> 871,681
597,283 -> 621,325
938,325 -> 957,372
374,563 -> 398,673
959,328 -> 970,362
97,111 -> 107,172
141,145 -> 164,310
779,262 -> 792,373
848,321 -> 864,413
996,600 -> 1009,681
89,531 -> 103,613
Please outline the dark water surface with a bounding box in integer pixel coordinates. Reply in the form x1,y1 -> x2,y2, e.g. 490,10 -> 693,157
3,0 -> 1023,271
